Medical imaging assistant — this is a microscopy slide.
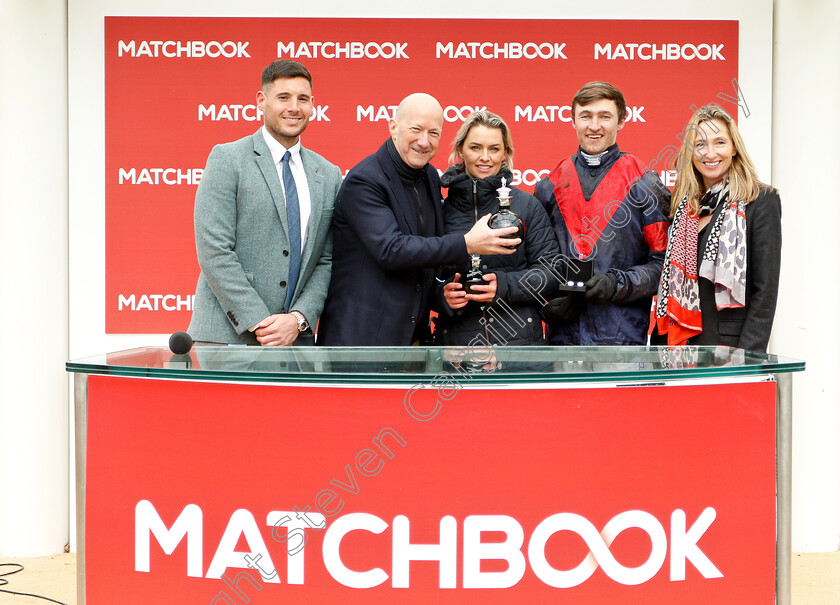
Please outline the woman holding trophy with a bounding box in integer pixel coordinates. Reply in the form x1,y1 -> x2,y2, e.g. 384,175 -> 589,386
436,110 -> 560,347
653,104 -> 782,351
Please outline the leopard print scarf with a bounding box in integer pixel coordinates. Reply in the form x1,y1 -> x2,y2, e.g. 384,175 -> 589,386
655,179 -> 746,345
698,182 -> 747,309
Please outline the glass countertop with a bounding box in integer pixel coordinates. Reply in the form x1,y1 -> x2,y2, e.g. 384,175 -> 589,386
66,346 -> 805,385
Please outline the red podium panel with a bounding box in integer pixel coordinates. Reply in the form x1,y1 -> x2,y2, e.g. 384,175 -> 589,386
84,375 -> 776,603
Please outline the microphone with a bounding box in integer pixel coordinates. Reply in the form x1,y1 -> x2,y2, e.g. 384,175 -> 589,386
169,331 -> 194,355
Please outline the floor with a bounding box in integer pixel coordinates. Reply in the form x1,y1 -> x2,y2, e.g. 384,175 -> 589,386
1,551 -> 838,604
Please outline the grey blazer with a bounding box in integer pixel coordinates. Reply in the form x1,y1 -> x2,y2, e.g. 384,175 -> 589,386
188,129 -> 342,344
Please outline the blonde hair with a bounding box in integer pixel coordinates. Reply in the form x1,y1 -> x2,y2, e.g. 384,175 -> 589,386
671,103 -> 764,217
448,110 -> 515,171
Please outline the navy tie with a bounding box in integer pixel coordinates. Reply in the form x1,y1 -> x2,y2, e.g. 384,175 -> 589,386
281,151 -> 301,313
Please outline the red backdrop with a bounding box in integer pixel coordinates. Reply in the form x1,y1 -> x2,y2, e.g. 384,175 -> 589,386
105,17 -> 740,333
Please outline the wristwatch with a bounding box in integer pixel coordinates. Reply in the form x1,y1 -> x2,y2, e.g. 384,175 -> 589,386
290,310 -> 309,333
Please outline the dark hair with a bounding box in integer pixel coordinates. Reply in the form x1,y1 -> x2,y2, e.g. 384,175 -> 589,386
572,81 -> 627,123
261,60 -> 312,89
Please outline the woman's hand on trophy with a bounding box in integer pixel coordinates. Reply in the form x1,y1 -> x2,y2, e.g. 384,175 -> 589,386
465,273 -> 497,303
444,273 -> 469,309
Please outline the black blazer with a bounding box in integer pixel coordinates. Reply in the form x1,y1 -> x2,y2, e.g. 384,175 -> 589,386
317,142 -> 468,346
687,187 -> 782,352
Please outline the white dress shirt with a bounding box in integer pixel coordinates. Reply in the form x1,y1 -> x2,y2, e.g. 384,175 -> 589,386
261,126 -> 312,252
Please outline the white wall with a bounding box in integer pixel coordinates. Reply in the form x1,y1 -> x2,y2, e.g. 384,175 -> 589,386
773,0 -> 840,552
0,0 -> 69,556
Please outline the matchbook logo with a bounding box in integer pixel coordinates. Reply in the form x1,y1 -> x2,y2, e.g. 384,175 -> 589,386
436,42 -> 567,60
118,168 -> 203,186
197,104 -> 330,122
357,105 -> 487,123
117,40 -> 251,58
277,42 -> 409,59
514,105 -> 646,123
135,501 -> 722,588
595,43 -> 725,61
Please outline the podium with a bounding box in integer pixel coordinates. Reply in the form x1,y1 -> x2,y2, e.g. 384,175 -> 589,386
67,345 -> 804,605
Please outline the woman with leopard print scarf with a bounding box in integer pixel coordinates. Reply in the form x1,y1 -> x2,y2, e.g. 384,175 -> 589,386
652,104 -> 781,352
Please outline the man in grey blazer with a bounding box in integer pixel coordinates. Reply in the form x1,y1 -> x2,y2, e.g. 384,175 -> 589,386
189,60 -> 341,345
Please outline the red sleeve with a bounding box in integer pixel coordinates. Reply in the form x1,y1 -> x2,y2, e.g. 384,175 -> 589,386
643,221 -> 669,253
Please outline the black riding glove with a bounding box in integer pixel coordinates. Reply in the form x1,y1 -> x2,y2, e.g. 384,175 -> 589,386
541,294 -> 585,324
584,273 -> 617,304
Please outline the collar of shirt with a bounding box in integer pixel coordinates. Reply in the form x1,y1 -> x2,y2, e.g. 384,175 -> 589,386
262,126 -> 302,166
575,144 -> 621,169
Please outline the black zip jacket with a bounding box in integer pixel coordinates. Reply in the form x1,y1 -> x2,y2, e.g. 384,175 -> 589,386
435,165 -> 561,346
